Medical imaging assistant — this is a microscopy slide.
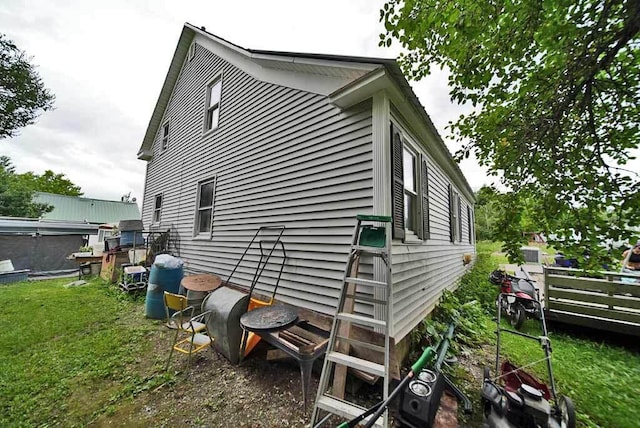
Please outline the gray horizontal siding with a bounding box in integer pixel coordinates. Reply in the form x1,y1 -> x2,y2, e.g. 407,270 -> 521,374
141,44 -> 374,317
390,122 -> 475,341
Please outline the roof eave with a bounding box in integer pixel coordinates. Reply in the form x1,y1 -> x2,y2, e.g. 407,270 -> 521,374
138,25 -> 197,160
330,63 -> 475,202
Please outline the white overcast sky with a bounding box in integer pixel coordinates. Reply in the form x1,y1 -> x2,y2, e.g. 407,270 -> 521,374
0,0 -> 490,203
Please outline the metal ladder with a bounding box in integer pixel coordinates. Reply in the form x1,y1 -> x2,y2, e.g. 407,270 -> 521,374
312,215 -> 393,428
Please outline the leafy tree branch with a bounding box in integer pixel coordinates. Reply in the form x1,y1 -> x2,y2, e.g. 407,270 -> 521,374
381,0 -> 640,266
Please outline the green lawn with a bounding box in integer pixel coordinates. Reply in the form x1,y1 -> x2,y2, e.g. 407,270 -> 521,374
2,252 -> 639,427
466,242 -> 640,427
0,278 -> 168,427
498,318 -> 640,428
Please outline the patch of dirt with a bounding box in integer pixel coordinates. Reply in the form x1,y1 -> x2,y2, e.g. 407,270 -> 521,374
88,306 -> 497,428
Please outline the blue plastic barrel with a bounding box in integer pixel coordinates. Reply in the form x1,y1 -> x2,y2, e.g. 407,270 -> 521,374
144,264 -> 184,319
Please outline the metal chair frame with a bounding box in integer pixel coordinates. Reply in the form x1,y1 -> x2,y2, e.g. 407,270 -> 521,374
163,291 -> 213,371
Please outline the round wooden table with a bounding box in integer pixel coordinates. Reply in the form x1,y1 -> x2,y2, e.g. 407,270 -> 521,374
181,273 -> 222,292
181,274 -> 222,314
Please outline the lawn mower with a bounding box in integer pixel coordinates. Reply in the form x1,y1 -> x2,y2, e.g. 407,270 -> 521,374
489,269 -> 541,330
481,293 -> 576,428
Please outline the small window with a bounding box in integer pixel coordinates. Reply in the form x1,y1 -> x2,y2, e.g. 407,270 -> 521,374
98,228 -> 113,243
403,147 -> 418,233
204,78 -> 222,132
161,122 -> 169,151
188,43 -> 196,61
449,185 -> 461,243
195,178 -> 216,236
153,194 -> 163,223
467,205 -> 473,243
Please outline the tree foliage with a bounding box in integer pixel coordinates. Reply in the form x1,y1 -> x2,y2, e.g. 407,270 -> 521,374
0,34 -> 54,139
381,0 -> 640,267
0,156 -> 82,218
16,170 -> 82,197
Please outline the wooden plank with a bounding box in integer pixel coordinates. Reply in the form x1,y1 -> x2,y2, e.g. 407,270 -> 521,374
547,275 -> 640,297
548,301 -> 640,324
295,306 -> 400,379
548,289 -> 640,310
288,324 -> 326,343
546,310 -> 640,337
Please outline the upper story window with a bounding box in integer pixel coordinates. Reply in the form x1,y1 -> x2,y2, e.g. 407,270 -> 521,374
161,122 -> 170,151
195,177 -> 216,237
153,194 -> 163,223
188,43 -> 196,61
204,78 -> 222,132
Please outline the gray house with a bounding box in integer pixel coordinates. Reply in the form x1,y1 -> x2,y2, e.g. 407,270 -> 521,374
138,23 -> 475,343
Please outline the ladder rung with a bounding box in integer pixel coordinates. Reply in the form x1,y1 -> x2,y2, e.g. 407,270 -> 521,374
345,277 -> 388,288
336,336 -> 386,353
356,214 -> 392,223
345,294 -> 387,305
337,312 -> 387,329
352,245 -> 387,255
316,396 -> 384,427
326,352 -> 386,377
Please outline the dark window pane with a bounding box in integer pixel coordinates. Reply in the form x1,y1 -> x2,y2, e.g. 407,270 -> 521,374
198,209 -> 212,233
199,182 -> 214,208
155,195 -> 162,209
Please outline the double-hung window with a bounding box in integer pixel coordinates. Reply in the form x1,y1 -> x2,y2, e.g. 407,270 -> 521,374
403,148 -> 417,233
195,178 -> 216,236
161,122 -> 169,151
391,122 -> 430,241
449,185 -> 462,243
153,194 -> 162,223
204,78 -> 222,132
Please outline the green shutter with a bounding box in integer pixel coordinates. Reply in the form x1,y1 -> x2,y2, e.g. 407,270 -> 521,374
420,157 -> 430,240
391,123 -> 404,240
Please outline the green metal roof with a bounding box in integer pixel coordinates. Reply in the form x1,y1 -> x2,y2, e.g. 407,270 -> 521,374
33,192 -> 141,225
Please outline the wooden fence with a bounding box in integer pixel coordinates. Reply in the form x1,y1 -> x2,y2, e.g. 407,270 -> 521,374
544,266 -> 640,336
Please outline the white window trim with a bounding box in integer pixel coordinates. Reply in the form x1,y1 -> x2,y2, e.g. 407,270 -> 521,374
188,42 -> 196,61
161,121 -> 170,152
203,74 -> 223,135
152,193 -> 163,224
392,118 -> 425,243
193,176 -> 216,239
402,145 -> 418,236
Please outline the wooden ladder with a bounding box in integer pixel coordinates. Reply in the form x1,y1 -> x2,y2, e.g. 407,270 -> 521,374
312,215 -> 393,428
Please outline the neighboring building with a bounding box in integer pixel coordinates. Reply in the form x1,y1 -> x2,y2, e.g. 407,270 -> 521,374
34,192 -> 141,246
0,194 -> 141,274
138,24 -> 475,343
0,217 -> 98,273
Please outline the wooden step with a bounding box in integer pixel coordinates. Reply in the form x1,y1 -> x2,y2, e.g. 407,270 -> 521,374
336,312 -> 387,329
326,351 -> 385,377
315,395 -> 384,428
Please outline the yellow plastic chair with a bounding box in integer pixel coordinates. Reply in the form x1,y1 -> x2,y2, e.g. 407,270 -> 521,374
163,291 -> 214,371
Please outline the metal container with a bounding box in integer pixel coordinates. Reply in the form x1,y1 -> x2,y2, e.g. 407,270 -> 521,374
202,287 -> 249,364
